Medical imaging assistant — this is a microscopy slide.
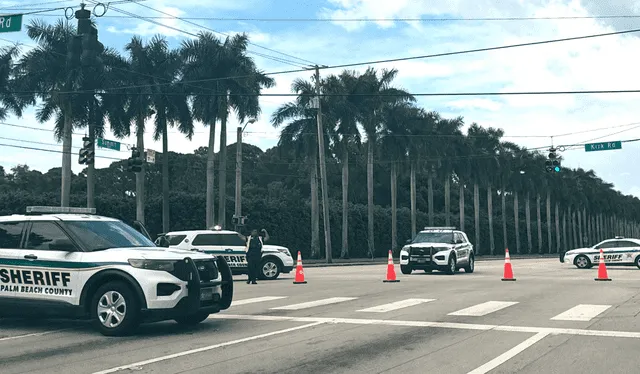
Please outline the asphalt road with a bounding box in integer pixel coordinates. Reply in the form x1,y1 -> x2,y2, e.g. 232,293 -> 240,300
3,257 -> 640,374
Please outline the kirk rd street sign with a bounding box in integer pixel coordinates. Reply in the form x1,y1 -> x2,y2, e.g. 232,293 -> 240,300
0,14 -> 22,33
584,141 -> 622,152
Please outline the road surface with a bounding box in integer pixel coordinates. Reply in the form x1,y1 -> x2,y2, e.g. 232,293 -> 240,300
2,257 -> 640,373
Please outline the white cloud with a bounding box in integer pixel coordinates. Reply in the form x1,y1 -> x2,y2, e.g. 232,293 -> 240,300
446,99 -> 502,111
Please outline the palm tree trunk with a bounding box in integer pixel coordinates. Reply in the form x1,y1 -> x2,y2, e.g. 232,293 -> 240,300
367,140 -> 375,258
536,195 -> 542,253
473,182 -> 480,254
428,172 -> 434,226
555,202 -> 560,253
514,191 -> 520,254
206,122 -> 216,228
572,210 -> 578,247
546,192 -> 552,253
218,111 -> 228,228
135,115 -> 145,224
577,209 -> 583,247
526,192 -> 532,254
501,186 -> 507,251
310,156 -> 320,259
487,183 -> 495,255
87,121 -> 95,209
340,151 -> 349,259
60,111 -> 72,207
161,113 -> 170,233
563,210 -> 568,250
444,176 -> 451,226
391,163 -> 398,254
410,162 -> 417,237
459,181 -> 465,231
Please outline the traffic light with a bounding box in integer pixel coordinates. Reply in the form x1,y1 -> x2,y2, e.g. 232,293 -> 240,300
127,147 -> 143,173
546,147 -> 561,173
80,24 -> 104,67
66,35 -> 82,68
78,136 -> 94,165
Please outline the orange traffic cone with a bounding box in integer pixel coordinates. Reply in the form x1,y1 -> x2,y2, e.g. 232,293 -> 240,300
383,250 -> 400,283
293,251 -> 307,284
594,248 -> 611,281
501,248 -> 516,281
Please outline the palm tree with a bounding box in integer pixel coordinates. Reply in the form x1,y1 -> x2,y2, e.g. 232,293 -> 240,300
0,45 -> 27,121
407,109 -> 436,237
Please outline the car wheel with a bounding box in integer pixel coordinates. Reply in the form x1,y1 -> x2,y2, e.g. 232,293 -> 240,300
464,254 -> 475,273
635,255 -> 640,269
174,312 -> 210,326
91,281 -> 140,337
574,255 -> 591,269
259,259 -> 280,280
446,255 -> 457,275
401,265 -> 412,274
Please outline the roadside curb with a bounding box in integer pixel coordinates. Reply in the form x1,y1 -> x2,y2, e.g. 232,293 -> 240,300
304,255 -> 557,267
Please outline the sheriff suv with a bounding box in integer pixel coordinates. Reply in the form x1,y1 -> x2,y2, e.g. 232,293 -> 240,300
0,206 -> 233,336
157,227 -> 294,280
563,236 -> 640,269
399,227 -> 475,275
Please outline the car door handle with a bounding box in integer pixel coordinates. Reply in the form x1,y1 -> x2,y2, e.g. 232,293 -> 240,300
24,254 -> 38,260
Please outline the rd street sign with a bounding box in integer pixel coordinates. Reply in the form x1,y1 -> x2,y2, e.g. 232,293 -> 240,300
97,138 -> 121,151
0,14 -> 22,33
584,141 -> 622,152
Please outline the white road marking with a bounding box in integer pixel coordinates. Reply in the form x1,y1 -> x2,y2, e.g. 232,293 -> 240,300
357,298 -> 436,313
550,304 -> 612,322
0,329 -> 71,342
211,314 -> 640,339
270,297 -> 357,310
231,296 -> 288,306
467,332 -> 549,374
448,301 -> 519,316
91,322 -> 324,374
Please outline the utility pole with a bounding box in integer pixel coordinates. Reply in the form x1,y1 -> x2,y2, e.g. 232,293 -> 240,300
314,65 -> 332,263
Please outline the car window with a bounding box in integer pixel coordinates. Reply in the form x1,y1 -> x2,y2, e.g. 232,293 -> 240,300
615,240 -> 638,248
597,241 -> 617,249
412,232 -> 455,244
0,221 -> 25,249
220,234 -> 245,247
63,220 -> 156,251
166,234 -> 187,246
25,222 -> 72,251
192,234 -> 223,246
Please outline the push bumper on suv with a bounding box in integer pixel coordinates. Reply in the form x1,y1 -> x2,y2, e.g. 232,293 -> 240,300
403,246 -> 449,269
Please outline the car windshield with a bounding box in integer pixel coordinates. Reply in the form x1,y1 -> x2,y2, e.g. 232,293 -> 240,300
412,232 -> 454,244
64,220 -> 157,251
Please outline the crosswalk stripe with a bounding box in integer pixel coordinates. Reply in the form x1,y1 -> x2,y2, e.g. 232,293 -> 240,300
232,296 -> 288,306
448,301 -> 519,316
550,304 -> 612,321
270,297 -> 357,310
357,298 -> 436,313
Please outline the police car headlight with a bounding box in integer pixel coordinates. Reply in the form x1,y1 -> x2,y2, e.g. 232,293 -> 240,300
128,259 -> 176,272
277,248 -> 291,257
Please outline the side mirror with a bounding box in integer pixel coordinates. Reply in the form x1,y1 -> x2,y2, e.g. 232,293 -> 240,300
49,238 -> 76,251
157,236 -> 170,248
456,239 -> 464,244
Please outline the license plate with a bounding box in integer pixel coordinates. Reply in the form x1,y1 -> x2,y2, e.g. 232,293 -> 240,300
417,258 -> 426,263
200,288 -> 213,301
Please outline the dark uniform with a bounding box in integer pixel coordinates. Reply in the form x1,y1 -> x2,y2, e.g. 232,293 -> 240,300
246,235 -> 263,284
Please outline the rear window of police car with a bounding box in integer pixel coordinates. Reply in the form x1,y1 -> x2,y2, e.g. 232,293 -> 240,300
192,233 -> 245,246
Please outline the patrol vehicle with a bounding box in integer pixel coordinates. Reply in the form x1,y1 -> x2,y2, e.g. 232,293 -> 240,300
563,237 -> 640,269
0,206 -> 233,336
399,227 -> 475,275
157,227 -> 294,280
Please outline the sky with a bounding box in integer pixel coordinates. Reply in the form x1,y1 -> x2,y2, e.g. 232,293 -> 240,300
0,0 -> 639,196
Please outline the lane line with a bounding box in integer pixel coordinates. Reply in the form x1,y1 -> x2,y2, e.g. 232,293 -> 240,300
550,304 -> 612,321
210,314 -> 640,339
270,297 -> 357,310
91,322 -> 325,374
467,332 -> 549,374
0,329 -> 71,342
448,301 -> 519,316
231,296 -> 288,306
357,298 -> 436,313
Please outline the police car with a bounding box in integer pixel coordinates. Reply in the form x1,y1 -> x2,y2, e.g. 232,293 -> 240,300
0,206 -> 233,336
399,227 -> 475,275
157,227 -> 294,280
563,237 -> 640,269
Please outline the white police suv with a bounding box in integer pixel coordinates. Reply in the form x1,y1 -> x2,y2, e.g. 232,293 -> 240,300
399,227 -> 475,275
0,206 -> 233,336
563,236 -> 640,269
157,227 -> 294,280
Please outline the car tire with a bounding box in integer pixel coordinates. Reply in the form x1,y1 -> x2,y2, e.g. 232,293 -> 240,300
401,265 -> 412,274
445,255 -> 457,275
635,255 -> 640,270
174,312 -> 210,326
91,281 -> 141,337
259,258 -> 281,280
464,254 -> 475,273
574,255 -> 592,269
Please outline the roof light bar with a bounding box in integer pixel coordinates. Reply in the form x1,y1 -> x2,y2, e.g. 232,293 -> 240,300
423,227 -> 456,230
26,206 -> 96,215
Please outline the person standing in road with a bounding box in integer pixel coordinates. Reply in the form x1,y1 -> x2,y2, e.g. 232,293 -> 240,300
238,228 -> 269,284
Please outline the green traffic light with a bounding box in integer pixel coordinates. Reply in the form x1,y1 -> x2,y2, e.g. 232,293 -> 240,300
554,166 -> 560,172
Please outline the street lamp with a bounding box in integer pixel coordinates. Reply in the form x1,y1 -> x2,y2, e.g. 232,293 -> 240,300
235,119 -> 256,231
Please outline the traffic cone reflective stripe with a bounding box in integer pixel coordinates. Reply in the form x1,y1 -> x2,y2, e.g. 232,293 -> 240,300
293,251 -> 307,284
501,248 -> 516,281
383,250 -> 400,283
595,248 -> 612,281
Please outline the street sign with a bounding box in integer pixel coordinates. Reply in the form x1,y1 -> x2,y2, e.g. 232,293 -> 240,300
146,149 -> 156,164
96,138 -> 121,151
584,141 -> 622,152
0,14 -> 22,33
